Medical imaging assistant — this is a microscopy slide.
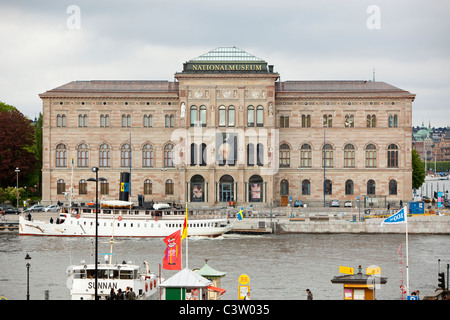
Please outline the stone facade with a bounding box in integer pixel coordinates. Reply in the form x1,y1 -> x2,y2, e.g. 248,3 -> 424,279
39,47 -> 415,207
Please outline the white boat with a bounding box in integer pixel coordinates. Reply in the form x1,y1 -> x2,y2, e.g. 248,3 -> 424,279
19,205 -> 232,238
66,236 -> 161,300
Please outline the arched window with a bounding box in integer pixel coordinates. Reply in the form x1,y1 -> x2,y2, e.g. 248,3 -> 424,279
280,179 -> 289,196
344,114 -> 354,127
389,179 -> 398,195
142,144 -> 154,167
199,105 -> 207,127
302,114 -> 311,128
121,144 -> 131,167
79,179 -> 87,195
143,114 -> 152,127
325,179 -> 332,195
323,114 -> 332,127
218,105 -> 226,127
367,114 -> 376,127
249,175 -> 263,202
77,143 -> 89,167
256,106 -> 264,127
191,175 -> 205,202
344,144 -> 355,168
57,179 -> 65,194
302,180 -> 311,195
99,144 -> 111,167
144,179 -> 152,195
78,114 -> 88,127
393,114 -> 398,127
228,105 -> 235,127
56,144 -> 67,167
387,144 -> 399,168
365,144 -> 377,168
345,179 -> 354,195
367,179 -> 376,195
122,114 -> 131,127
323,144 -> 333,168
164,144 -> 174,167
247,106 -> 255,127
190,105 -> 197,127
100,114 -> 110,127
279,144 -> 290,168
165,179 -> 174,195
300,144 -> 312,168
165,114 -> 174,127
200,143 -> 207,166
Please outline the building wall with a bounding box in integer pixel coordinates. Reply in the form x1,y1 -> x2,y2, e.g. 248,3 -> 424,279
40,71 -> 414,207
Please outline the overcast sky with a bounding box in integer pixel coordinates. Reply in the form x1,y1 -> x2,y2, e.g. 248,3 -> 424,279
1,0 -> 449,127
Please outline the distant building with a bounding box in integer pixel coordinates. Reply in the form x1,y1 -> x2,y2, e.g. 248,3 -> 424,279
39,47 -> 415,207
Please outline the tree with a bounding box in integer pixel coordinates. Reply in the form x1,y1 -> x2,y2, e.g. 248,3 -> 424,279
0,106 -> 38,188
412,149 -> 425,190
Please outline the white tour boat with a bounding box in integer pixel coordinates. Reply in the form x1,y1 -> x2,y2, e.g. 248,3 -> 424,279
19,201 -> 232,238
67,237 -> 161,300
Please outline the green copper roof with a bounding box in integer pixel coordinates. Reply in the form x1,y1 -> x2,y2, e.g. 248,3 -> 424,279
189,47 -> 265,62
195,263 -> 226,278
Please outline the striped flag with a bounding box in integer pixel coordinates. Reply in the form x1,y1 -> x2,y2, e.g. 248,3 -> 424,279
181,205 -> 188,240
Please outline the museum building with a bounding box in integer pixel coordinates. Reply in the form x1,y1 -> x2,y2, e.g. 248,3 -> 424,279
40,47 -> 415,207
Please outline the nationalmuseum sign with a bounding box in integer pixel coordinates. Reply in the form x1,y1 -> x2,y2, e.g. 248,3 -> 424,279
182,62 -> 273,73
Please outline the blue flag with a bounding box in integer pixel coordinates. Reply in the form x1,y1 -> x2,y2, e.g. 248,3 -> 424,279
237,207 -> 244,220
381,206 -> 407,225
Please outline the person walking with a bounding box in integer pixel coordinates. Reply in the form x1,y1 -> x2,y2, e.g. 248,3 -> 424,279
306,289 -> 313,300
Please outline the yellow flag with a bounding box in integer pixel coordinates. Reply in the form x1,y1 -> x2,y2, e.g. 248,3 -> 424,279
181,205 -> 188,240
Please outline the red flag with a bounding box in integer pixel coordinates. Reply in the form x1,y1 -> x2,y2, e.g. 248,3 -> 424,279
163,230 -> 181,270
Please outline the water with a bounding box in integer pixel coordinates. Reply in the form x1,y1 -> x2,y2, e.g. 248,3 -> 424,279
1,232 -> 449,300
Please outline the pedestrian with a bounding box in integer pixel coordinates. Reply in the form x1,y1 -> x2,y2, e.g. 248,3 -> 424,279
28,213 -> 32,221
306,289 -> 313,300
109,288 -> 116,300
128,287 -> 136,300
400,200 -> 403,208
117,288 -> 124,300
244,292 -> 250,300
124,287 -> 130,300
387,203 -> 390,211
50,217 -> 53,224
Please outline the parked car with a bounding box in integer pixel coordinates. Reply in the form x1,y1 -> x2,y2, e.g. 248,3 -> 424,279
330,200 -> 340,207
44,204 -> 60,212
422,196 -> 432,203
1,205 -> 20,214
344,201 -> 352,207
24,204 -> 45,212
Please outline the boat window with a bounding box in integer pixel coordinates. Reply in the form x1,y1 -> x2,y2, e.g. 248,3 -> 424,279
120,270 -> 134,279
108,269 -> 119,279
73,270 -> 86,279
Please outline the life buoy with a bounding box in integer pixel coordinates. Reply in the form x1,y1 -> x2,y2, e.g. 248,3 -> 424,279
75,214 -> 80,219
154,217 -> 159,222
117,215 -> 123,221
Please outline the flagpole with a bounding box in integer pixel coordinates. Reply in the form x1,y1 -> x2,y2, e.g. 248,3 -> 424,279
186,203 -> 188,269
405,206 -> 409,296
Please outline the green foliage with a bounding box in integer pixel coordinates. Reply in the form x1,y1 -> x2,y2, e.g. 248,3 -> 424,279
0,187 -> 26,205
412,149 -> 425,189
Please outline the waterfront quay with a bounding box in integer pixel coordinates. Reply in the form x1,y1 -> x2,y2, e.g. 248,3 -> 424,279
5,205 -> 449,235
230,206 -> 450,235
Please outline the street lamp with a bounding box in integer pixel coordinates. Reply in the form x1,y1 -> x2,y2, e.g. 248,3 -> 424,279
25,253 -> 31,300
87,167 -> 106,300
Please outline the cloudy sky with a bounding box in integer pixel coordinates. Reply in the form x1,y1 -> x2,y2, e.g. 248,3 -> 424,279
1,0 -> 449,127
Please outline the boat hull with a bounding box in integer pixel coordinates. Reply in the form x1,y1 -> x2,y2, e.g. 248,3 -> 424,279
19,215 -> 232,238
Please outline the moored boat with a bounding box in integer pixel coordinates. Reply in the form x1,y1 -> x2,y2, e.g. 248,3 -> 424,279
19,203 -> 232,238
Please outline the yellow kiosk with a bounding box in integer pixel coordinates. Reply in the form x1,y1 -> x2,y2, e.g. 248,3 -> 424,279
331,265 -> 387,300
